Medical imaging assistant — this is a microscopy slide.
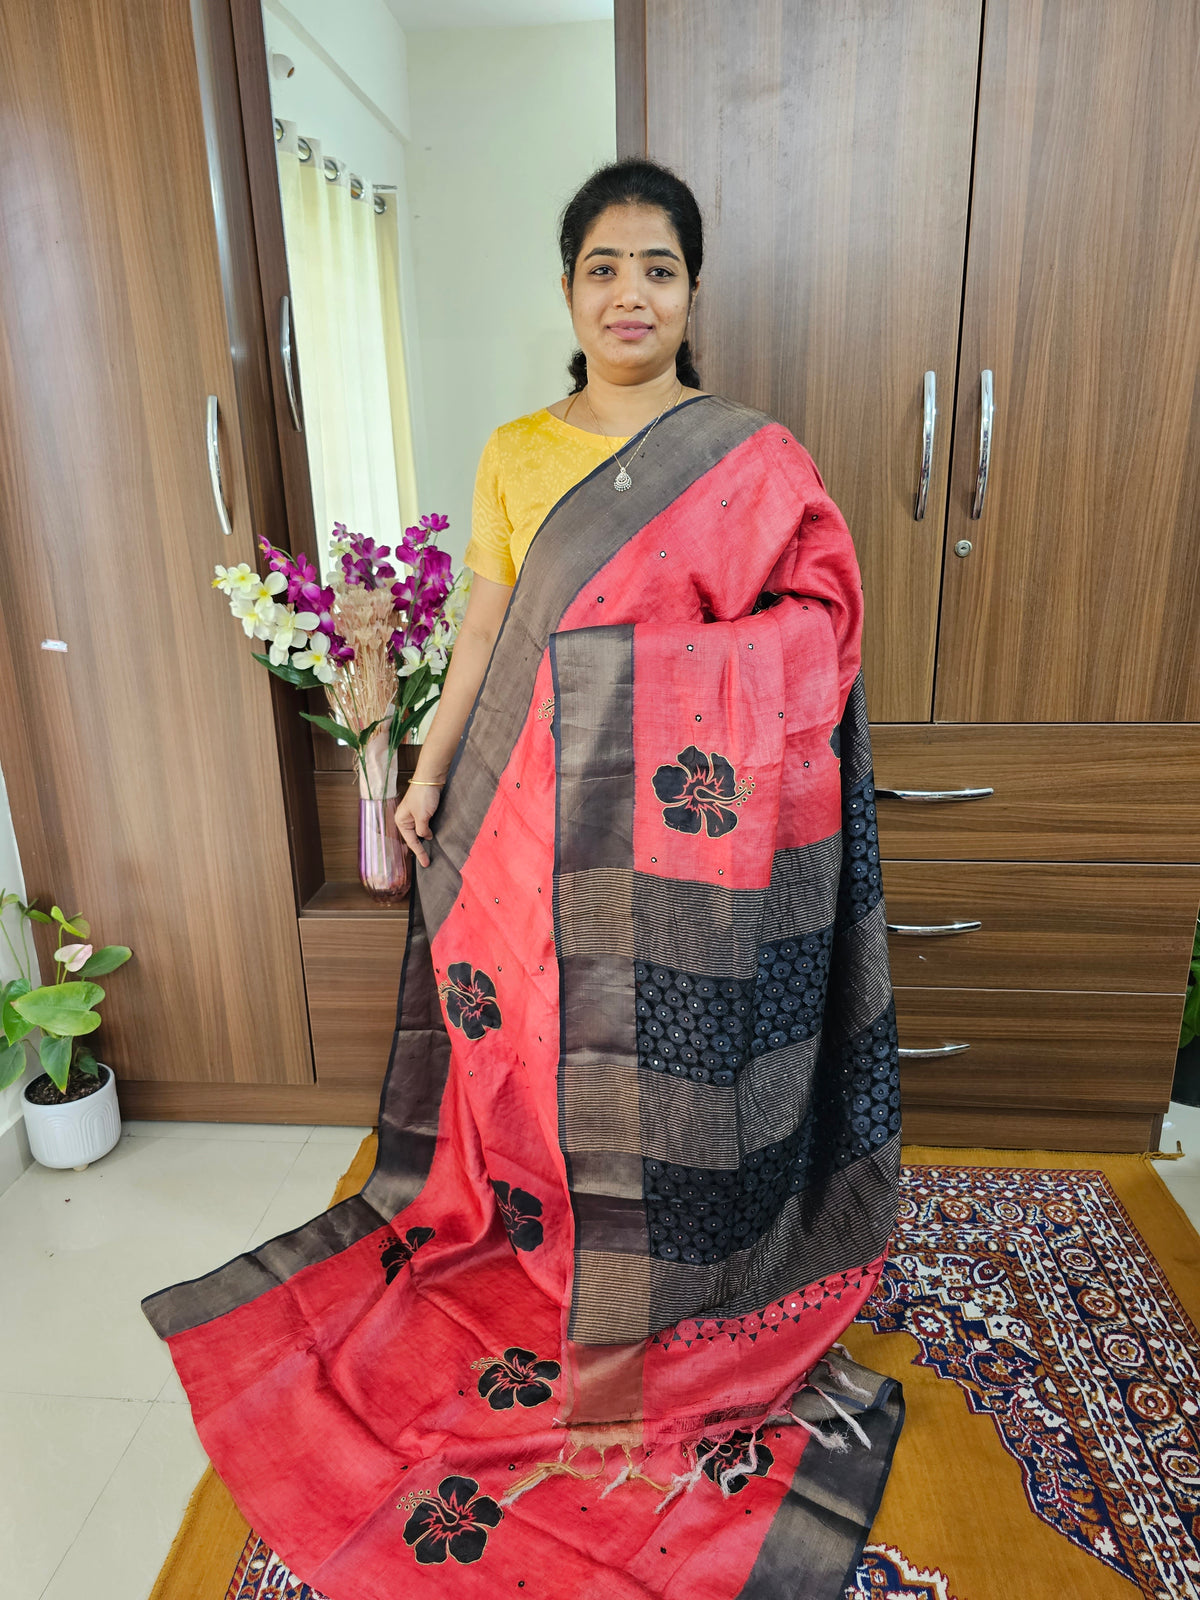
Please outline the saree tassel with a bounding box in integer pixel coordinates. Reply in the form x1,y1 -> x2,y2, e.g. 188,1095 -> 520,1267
789,1406 -> 849,1453
653,1442 -> 719,1514
796,1381 -> 873,1450
599,1459 -> 633,1500
717,1432 -> 759,1495
823,1346 -> 878,1401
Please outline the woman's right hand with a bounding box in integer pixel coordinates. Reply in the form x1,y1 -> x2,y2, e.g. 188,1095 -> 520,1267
395,782 -> 442,868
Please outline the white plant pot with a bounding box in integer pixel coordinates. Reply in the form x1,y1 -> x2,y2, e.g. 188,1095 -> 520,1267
23,1063 -> 121,1171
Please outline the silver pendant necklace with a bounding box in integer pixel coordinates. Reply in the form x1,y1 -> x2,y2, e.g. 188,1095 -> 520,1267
582,381 -> 683,491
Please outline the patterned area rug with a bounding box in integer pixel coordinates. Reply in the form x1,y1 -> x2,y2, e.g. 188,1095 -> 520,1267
149,1143 -> 1200,1600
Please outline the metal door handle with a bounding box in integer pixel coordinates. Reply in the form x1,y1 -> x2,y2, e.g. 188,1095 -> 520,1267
280,294 -> 302,431
886,919 -> 982,935
914,369 -> 935,519
874,785 -> 994,801
898,1043 -> 971,1058
205,395 -> 233,538
970,368 -> 993,518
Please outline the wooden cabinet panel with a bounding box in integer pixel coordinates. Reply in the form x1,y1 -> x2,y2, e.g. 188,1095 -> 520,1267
0,0 -> 312,1085
633,0 -> 982,721
870,724 -> 1200,862
299,912 -> 408,1087
882,861 -> 1200,992
894,987 -> 1183,1114
901,1104 -> 1157,1154
936,0 -> 1200,722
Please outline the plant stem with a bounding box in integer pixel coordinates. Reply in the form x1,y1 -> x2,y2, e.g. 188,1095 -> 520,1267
0,911 -> 30,987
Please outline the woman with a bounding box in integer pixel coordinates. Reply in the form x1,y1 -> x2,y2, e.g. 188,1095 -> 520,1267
144,160 -> 903,1599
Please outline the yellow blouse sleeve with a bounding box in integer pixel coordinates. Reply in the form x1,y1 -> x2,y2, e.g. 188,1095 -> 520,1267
462,429 -> 517,586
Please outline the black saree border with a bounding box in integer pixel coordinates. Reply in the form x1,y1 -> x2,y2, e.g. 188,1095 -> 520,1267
736,1370 -> 905,1599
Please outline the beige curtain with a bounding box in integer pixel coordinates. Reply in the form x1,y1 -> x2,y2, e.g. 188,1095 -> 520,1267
276,123 -> 419,582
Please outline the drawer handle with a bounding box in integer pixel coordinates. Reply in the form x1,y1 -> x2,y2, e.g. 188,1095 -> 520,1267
887,919 -> 982,936
970,368 -> 993,519
205,395 -> 233,538
898,1043 -> 971,1058
875,785 -> 994,801
914,369 -> 935,520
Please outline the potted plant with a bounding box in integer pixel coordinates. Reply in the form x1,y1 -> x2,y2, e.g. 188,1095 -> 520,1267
213,514 -> 468,903
0,893 -> 132,1170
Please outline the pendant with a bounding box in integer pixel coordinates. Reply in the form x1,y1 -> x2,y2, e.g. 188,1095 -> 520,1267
613,468 -> 632,492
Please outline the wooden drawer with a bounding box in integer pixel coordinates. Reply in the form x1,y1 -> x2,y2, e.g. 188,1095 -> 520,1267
298,895 -> 408,1087
882,861 -> 1200,991
870,724 -> 1200,861
893,986 -> 1183,1115
901,1104 -> 1160,1154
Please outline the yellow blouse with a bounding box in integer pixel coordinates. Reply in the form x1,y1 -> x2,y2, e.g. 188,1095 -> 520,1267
463,407 -> 631,587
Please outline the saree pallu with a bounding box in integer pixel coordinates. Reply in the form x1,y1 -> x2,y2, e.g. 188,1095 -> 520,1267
144,395 -> 904,1599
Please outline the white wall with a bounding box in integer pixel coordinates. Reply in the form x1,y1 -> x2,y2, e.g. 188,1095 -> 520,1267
405,22 -> 616,561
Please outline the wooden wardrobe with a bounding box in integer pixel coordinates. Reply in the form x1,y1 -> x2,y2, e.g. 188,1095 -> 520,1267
616,0 -> 1200,1150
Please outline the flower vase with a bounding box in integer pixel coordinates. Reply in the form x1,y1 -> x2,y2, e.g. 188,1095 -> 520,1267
357,728 -> 410,904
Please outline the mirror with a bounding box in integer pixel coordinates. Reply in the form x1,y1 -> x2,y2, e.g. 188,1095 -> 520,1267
260,0 -> 617,581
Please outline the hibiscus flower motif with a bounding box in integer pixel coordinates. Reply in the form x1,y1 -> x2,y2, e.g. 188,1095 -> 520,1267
380,1225 -> 435,1285
698,1428 -> 774,1493
651,746 -> 755,837
492,1181 -> 544,1252
400,1475 -> 502,1565
437,963 -> 502,1040
474,1347 -> 560,1410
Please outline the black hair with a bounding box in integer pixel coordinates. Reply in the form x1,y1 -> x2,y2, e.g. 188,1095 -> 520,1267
559,157 -> 702,394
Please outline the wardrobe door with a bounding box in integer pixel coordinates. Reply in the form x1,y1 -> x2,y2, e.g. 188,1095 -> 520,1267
620,0 -> 982,721
0,0 -> 313,1085
935,0 -> 1200,722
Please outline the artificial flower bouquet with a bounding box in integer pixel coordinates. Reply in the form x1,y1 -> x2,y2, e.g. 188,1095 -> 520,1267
214,514 -> 468,801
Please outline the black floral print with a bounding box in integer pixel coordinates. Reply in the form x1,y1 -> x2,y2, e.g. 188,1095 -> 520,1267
492,1181 -> 544,1252
437,962 -> 502,1040
380,1226 -> 434,1284
475,1347 -> 560,1410
698,1428 -> 774,1493
401,1475 -> 502,1565
651,745 -> 754,837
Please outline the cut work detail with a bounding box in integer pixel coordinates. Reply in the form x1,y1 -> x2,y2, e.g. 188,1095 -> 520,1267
492,1181 -> 545,1252
473,1347 -> 561,1410
438,963 -> 502,1039
651,746 -> 755,837
399,1475 -> 503,1566
380,1226 -> 435,1284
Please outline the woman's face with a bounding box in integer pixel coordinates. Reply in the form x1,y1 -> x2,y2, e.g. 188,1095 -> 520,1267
563,202 -> 695,386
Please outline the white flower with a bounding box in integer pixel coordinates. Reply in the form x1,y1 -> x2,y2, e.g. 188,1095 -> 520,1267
266,607 -> 310,663
230,593 -> 281,640
292,630 -> 337,684
396,644 -> 424,678
213,562 -> 257,596
55,942 -> 92,972
424,644 -> 448,674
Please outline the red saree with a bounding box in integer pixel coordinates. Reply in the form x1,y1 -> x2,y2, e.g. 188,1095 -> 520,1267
144,395 -> 903,1599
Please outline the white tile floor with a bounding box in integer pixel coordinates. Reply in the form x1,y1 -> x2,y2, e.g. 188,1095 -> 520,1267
5,1106 -> 1200,1600
3,1118 -> 370,1600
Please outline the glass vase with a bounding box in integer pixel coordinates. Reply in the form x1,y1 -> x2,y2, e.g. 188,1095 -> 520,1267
357,728 -> 410,904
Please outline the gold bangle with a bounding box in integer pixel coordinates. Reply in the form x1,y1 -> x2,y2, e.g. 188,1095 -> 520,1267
408,778 -> 444,786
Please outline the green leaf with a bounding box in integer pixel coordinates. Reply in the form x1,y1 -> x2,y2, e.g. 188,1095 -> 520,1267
0,1038 -> 28,1091
2,977 -> 33,1046
251,651 -> 322,690
78,945 -> 132,978
25,909 -> 54,925
75,1049 -> 101,1078
39,1033 -> 72,1094
11,982 -> 104,1036
299,712 -> 362,748
50,906 -> 86,937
